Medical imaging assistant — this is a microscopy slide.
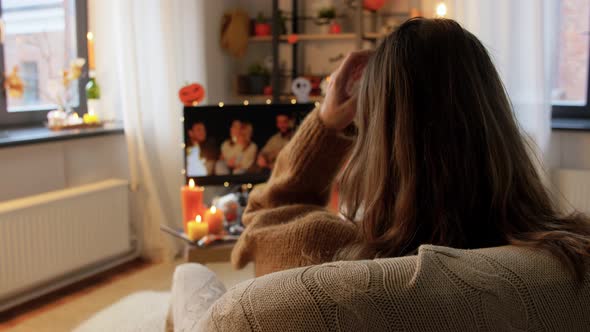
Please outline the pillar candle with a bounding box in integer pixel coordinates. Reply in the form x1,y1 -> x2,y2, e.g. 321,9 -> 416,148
204,206 -> 224,234
187,215 -> 208,241
181,179 -> 204,233
87,31 -> 95,70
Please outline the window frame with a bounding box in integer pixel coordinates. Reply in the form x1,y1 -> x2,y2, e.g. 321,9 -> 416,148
551,4 -> 590,122
552,53 -> 590,120
0,0 -> 88,127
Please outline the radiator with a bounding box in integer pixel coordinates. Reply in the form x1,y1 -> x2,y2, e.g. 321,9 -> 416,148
553,169 -> 590,215
0,179 -> 133,310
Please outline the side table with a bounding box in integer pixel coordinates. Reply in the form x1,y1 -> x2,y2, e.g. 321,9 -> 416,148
185,243 -> 235,263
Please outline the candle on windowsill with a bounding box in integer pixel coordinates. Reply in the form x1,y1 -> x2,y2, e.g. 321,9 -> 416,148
181,179 -> 204,234
87,31 -> 95,70
83,112 -> 100,124
204,205 -> 224,234
187,215 -> 208,241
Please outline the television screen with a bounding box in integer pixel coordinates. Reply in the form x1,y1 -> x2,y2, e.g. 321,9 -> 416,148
183,103 -> 316,185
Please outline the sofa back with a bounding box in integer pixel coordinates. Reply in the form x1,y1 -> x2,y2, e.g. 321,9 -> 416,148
199,245 -> 590,331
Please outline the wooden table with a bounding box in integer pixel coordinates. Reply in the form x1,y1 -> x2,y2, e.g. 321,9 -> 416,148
185,243 -> 235,263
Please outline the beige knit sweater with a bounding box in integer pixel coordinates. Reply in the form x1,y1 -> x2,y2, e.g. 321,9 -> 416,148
202,245 -> 590,331
231,108 -> 358,276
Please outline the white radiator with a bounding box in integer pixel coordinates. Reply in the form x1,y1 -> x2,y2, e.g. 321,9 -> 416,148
554,169 -> 590,215
0,179 -> 133,310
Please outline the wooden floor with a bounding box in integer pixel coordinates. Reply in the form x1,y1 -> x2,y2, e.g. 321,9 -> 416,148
0,259 -> 152,331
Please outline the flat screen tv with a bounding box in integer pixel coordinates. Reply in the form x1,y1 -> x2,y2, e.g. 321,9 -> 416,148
183,103 -> 315,185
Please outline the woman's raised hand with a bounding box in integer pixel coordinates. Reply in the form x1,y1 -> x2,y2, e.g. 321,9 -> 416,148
319,50 -> 374,131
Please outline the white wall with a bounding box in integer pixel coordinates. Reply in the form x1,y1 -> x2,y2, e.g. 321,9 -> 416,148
555,132 -> 590,169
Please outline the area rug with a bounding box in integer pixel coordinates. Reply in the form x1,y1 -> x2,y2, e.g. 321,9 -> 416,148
73,291 -> 170,332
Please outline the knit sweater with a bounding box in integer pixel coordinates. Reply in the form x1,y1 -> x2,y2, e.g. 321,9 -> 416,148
201,245 -> 590,331
231,108 -> 358,276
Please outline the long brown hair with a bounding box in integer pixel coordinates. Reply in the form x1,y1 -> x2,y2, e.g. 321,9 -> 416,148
339,18 -> 590,280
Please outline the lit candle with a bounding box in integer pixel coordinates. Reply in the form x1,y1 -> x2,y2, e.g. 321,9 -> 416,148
181,179 -> 204,233
187,215 -> 208,241
83,112 -> 100,124
436,2 -> 447,17
203,206 -> 224,234
87,31 -> 95,70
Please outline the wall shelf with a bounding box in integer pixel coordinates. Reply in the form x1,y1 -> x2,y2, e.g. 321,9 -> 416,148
363,32 -> 387,40
250,33 -> 357,42
237,94 -> 324,103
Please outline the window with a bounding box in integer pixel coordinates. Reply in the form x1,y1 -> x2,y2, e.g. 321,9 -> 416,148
0,0 -> 88,126
22,61 -> 40,103
552,0 -> 590,119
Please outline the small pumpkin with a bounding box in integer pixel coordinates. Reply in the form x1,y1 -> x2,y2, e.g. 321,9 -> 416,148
179,83 -> 205,106
363,0 -> 385,11
329,22 -> 342,34
287,34 -> 298,44
254,23 -> 271,36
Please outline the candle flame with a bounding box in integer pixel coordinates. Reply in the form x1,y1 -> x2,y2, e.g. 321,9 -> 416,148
87,31 -> 94,41
211,206 -> 217,213
436,2 -> 447,17
188,178 -> 195,188
196,215 -> 202,223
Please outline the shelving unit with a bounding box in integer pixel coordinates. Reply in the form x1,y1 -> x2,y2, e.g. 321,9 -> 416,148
240,0 -> 419,103
250,33 -> 357,42
236,94 -> 324,103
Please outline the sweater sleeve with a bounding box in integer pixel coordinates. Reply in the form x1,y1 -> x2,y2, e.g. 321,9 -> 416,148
231,109 -> 358,276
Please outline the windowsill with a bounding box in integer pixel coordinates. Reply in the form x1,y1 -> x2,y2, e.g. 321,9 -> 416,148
0,122 -> 125,148
551,118 -> 590,132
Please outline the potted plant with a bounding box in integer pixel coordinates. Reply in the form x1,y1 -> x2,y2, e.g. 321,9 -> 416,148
254,12 -> 271,36
242,63 -> 270,95
315,7 -> 336,33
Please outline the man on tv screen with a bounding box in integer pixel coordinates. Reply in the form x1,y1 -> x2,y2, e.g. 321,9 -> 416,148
256,113 -> 294,171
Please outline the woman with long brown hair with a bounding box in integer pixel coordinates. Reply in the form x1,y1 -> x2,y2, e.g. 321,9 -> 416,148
230,18 -> 590,281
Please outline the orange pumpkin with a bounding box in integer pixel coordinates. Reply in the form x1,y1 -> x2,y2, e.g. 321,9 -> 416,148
363,0 -> 385,11
287,34 -> 298,44
179,83 -> 205,106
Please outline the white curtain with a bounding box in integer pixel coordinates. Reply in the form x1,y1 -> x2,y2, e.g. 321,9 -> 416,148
449,0 -> 560,169
89,0 -> 208,260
